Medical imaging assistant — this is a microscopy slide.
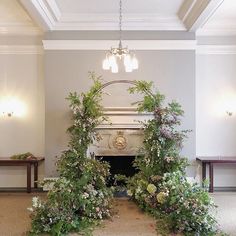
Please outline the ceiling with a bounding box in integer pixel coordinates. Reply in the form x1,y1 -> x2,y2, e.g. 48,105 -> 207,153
0,0 -> 236,36
56,0 -> 184,15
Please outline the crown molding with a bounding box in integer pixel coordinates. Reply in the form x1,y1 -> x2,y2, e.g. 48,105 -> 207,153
20,0 -> 57,30
55,14 -> 185,31
196,29 -> 236,36
178,0 -> 224,31
20,0 -> 185,31
0,45 -> 43,54
45,0 -> 61,21
196,45 -> 236,54
0,23 -> 42,36
42,40 -> 197,50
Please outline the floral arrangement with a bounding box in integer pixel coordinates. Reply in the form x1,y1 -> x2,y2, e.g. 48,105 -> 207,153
28,73 -> 113,235
127,81 -> 220,235
10,152 -> 36,160
28,76 -> 221,236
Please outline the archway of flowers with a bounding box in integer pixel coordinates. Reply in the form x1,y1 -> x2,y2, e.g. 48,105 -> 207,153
28,73 -> 220,236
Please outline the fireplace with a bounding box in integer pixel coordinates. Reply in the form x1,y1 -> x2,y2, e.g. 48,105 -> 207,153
91,128 -> 143,185
89,107 -> 152,185
96,155 -> 137,186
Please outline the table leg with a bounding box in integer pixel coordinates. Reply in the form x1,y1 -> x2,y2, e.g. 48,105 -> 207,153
27,163 -> 31,193
209,163 -> 214,193
202,162 -> 206,187
34,162 -> 38,189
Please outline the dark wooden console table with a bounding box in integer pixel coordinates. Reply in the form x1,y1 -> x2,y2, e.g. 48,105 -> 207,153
196,156 -> 236,193
0,158 -> 44,193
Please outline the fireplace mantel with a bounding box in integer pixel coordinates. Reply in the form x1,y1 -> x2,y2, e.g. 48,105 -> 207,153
90,107 -> 152,156
97,107 -> 153,129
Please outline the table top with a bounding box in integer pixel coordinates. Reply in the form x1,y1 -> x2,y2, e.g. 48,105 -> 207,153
196,156 -> 236,163
0,157 -> 45,163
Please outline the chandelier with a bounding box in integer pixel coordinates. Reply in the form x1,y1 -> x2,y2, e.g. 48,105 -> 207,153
102,0 -> 138,73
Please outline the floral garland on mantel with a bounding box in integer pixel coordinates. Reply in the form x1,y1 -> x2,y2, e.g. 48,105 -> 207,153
28,73 -> 221,236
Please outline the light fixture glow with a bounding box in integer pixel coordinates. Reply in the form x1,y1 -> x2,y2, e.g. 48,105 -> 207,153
0,97 -> 26,118
102,0 -> 138,73
214,90 -> 236,117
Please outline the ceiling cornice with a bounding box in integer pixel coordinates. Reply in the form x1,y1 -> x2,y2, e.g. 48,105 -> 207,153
20,0 -> 185,31
196,29 -> 236,36
42,40 -> 197,50
178,0 -> 225,31
54,14 -> 185,31
20,0 -> 57,30
196,45 -> 236,54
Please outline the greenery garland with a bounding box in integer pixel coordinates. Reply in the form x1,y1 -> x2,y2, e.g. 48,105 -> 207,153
28,74 -> 221,236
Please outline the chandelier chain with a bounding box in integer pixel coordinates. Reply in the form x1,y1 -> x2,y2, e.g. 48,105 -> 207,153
102,0 -> 138,73
119,0 -> 122,44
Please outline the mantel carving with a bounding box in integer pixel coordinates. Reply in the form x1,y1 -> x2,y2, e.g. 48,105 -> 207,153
89,107 -> 152,156
91,129 -> 144,156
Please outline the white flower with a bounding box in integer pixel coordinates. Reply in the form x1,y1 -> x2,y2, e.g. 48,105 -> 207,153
81,192 -> 89,199
136,187 -> 142,194
164,156 -> 174,163
32,197 -> 40,208
27,207 -> 33,212
127,190 -> 133,196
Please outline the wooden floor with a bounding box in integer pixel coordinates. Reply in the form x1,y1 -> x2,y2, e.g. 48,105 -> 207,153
0,193 -> 156,236
0,192 -> 235,236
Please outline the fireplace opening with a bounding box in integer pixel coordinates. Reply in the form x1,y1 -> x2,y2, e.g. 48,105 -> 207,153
96,156 -> 138,186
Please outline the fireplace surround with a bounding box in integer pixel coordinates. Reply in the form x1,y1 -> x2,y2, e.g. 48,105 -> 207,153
89,107 -> 152,181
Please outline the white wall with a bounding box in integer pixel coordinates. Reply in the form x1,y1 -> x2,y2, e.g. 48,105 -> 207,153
196,53 -> 236,187
45,50 -> 196,177
0,53 -> 45,187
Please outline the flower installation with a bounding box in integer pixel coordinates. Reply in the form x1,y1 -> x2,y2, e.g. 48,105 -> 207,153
28,74 -> 222,235
127,81 -> 221,235
28,73 -> 113,235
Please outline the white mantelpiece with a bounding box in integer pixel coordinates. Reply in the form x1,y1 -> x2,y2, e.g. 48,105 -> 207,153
97,107 -> 153,129
90,107 -> 153,156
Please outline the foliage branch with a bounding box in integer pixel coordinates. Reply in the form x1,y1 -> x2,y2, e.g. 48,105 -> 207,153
127,81 -> 220,235
28,73 -> 113,236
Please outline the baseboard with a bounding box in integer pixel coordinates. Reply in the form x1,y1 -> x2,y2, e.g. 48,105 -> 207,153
213,187 -> 236,192
0,187 -> 44,192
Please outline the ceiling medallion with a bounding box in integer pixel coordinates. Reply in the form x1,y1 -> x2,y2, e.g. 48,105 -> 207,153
102,0 -> 139,73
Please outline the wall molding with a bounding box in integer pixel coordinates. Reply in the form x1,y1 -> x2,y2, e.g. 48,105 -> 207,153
0,45 -> 43,54
0,23 -> 42,36
197,45 -> 236,54
43,40 -> 197,50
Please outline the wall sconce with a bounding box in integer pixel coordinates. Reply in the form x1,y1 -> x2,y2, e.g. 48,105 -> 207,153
226,111 -> 233,116
218,91 -> 236,118
3,110 -> 14,117
0,97 -> 26,118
